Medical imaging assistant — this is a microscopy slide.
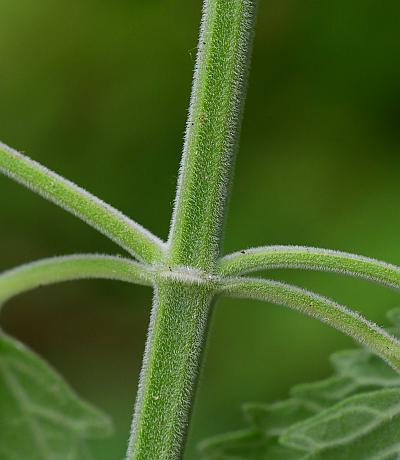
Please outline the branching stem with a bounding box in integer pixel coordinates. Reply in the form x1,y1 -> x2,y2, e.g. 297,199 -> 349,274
0,142 -> 164,263
0,1 -> 399,460
219,245 -> 400,290
127,1 -> 257,459
219,276 -> 400,372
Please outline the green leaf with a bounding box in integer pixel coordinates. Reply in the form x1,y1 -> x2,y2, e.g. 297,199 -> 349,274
199,309 -> 400,460
290,375 -> 356,412
198,429 -> 268,460
282,388 -> 400,459
243,400 -> 314,436
199,431 -> 302,460
290,350 -> 400,412
0,332 -> 112,459
331,349 -> 400,388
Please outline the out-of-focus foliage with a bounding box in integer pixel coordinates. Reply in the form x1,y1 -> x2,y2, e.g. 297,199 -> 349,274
199,310 -> 400,459
0,332 -> 112,459
0,0 -> 399,458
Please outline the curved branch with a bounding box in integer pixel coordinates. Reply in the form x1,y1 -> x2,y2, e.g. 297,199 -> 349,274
218,245 -> 400,290
0,142 -> 165,263
0,254 -> 154,306
218,276 -> 400,373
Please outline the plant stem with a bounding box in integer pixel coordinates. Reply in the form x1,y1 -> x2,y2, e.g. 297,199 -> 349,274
127,1 -> 257,459
168,0 -> 256,272
218,245 -> 400,289
0,255 -> 153,307
220,276 -> 400,372
127,280 -> 214,460
0,142 -> 164,263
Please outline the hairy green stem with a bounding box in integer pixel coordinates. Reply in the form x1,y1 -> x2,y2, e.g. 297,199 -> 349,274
0,142 -> 164,263
128,281 -> 213,459
219,245 -> 400,289
220,277 -> 400,372
127,1 -> 257,459
0,255 -> 153,307
1,1 -> 398,459
168,0 -> 256,272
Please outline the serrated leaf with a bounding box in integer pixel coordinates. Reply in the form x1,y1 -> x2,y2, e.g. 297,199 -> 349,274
198,428 -> 302,460
244,400 -> 314,436
290,350 -> 400,414
386,308 -> 400,328
281,388 -> 400,459
199,309 -> 400,460
332,349 -> 400,387
0,332 -> 112,460
198,429 -> 268,459
290,375 -> 357,411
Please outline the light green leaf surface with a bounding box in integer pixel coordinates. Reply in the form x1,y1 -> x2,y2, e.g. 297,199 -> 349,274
198,429 -> 269,460
243,400 -> 314,436
199,432 -> 300,460
0,332 -> 112,460
282,388 -> 400,459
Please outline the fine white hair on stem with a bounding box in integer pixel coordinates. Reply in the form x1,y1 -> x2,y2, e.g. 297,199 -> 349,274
219,276 -> 400,373
218,245 -> 400,290
0,141 -> 165,263
167,0 -> 257,271
0,254 -> 154,307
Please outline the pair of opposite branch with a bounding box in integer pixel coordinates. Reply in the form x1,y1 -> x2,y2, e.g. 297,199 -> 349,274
1,0 -> 399,459
217,245 -> 400,372
1,142 -> 399,379
1,248 -> 399,378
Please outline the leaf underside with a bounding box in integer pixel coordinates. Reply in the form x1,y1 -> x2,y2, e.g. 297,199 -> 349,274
0,331 -> 112,460
199,309 -> 400,460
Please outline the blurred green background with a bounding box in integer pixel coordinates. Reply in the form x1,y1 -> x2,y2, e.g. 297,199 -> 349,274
0,0 -> 399,458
